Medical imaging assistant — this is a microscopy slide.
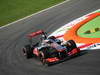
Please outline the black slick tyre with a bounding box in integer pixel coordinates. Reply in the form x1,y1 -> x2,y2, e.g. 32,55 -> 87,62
66,40 -> 77,51
23,45 -> 33,59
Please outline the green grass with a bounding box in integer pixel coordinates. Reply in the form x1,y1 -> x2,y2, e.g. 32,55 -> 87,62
0,0 -> 64,26
77,16 -> 100,38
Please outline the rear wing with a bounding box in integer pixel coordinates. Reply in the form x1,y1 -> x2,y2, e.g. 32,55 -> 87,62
27,30 -> 44,39
27,30 -> 47,44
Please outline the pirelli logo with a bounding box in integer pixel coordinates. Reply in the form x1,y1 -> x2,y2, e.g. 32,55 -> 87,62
84,27 -> 100,34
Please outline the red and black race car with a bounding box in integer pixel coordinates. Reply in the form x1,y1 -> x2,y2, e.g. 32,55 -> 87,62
22,30 -> 80,66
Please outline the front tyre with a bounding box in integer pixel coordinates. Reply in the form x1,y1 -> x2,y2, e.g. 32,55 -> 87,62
39,50 -> 48,65
66,40 -> 77,52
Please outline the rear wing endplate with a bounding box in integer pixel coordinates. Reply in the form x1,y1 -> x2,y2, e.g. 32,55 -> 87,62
27,30 -> 43,38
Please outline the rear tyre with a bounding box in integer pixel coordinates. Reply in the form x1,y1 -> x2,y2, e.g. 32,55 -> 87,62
22,45 -> 33,59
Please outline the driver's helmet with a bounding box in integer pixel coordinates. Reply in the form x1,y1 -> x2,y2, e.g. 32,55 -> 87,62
43,39 -> 49,43
42,39 -> 52,46
48,36 -> 62,44
44,39 -> 53,44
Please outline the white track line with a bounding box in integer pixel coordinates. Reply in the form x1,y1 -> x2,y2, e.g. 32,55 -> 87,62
50,9 -> 100,50
0,0 -> 70,29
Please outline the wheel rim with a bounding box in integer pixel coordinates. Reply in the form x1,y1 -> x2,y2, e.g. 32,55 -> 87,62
23,48 -> 27,56
39,52 -> 46,65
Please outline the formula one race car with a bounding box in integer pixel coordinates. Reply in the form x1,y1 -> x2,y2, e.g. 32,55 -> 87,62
22,30 -> 80,65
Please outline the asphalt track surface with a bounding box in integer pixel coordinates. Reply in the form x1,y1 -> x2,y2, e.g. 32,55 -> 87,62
0,0 -> 100,75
